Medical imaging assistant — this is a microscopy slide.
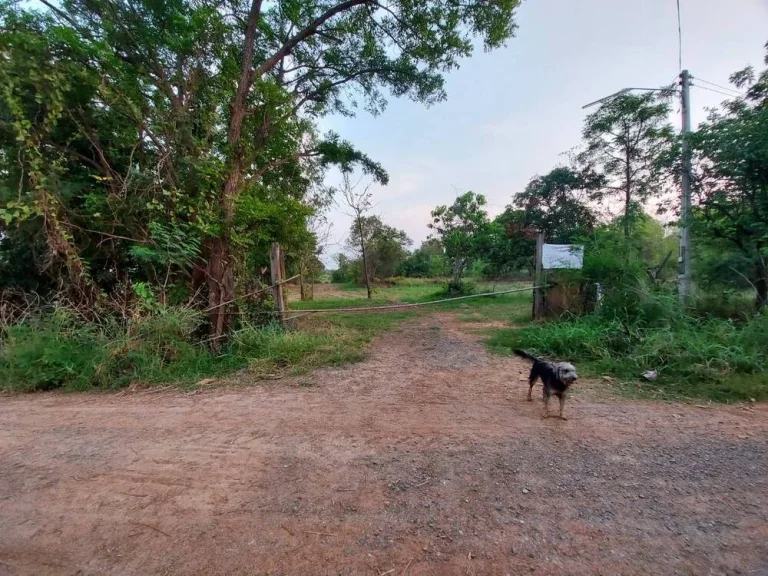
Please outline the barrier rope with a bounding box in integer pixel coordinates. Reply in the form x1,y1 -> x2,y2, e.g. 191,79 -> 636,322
283,284 -> 546,322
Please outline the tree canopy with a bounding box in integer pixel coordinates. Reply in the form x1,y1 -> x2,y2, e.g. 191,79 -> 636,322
579,92 -> 674,238
689,45 -> 768,308
429,191 -> 488,283
512,166 -> 600,243
0,0 -> 521,336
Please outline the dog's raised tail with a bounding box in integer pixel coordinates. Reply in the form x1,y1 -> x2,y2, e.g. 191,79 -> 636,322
513,349 -> 538,362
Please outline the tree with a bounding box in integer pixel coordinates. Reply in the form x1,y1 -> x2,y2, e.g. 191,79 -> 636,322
579,92 -> 674,238
429,192 -> 489,283
342,174 -> 374,298
347,215 -> 411,282
0,0 -> 520,338
512,167 -> 599,243
688,46 -> 768,309
331,253 -> 355,283
365,220 -> 411,280
481,210 -> 535,279
398,239 -> 448,278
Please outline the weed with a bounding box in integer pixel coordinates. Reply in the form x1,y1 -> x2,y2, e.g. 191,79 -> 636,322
486,290 -> 768,402
0,306 -> 230,392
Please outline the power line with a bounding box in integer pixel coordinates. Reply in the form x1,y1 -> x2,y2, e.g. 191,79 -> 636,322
692,84 -> 743,100
676,0 -> 682,72
695,77 -> 743,96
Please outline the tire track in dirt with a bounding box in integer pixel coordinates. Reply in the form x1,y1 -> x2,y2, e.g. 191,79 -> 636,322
1,313 -> 767,575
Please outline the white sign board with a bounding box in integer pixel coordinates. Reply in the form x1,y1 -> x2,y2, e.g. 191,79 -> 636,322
542,244 -> 584,269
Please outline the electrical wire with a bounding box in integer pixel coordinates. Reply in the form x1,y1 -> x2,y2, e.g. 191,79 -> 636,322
695,77 -> 743,96
692,84 -> 743,100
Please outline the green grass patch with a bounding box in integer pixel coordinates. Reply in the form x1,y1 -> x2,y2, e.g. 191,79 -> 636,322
0,278 -> 534,393
486,306 -> 768,403
231,323 -> 368,375
0,308 -> 237,392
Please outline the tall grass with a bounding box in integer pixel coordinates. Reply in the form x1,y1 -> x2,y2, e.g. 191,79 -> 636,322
0,307 -> 230,392
0,299 -> 417,392
487,288 -> 768,402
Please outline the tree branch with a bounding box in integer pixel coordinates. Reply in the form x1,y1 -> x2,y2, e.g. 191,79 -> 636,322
254,0 -> 370,79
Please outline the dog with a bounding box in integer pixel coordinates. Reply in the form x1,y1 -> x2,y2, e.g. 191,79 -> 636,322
514,350 -> 578,420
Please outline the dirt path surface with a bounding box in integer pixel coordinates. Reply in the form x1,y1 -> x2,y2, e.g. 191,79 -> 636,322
2,314 -> 768,576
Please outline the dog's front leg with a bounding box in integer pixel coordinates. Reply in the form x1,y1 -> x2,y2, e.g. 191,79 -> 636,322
558,395 -> 567,420
542,393 -> 550,418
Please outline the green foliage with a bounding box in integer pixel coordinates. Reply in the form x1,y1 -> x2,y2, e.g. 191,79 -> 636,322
397,239 -> 449,278
477,213 -> 533,279
512,166 -> 599,243
579,91 -> 675,237
440,280 -> 477,297
488,288 -> 768,401
347,216 -> 412,281
429,191 -> 489,283
0,311 -> 106,391
232,323 -> 367,372
687,45 -> 768,309
330,254 -> 356,284
0,0 -> 521,333
0,306 -> 226,392
580,214 -> 677,290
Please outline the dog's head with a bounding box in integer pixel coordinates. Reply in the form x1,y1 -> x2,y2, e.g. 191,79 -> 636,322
555,362 -> 578,385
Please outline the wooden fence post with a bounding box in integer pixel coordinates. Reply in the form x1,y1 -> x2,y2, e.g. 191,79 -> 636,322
532,232 -> 544,320
270,242 -> 287,323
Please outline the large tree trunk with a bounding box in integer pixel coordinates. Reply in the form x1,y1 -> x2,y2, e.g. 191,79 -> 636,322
206,160 -> 242,340
204,0 -> 261,341
206,236 -> 235,345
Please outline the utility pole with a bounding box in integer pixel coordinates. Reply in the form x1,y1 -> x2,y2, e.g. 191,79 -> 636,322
678,69 -> 692,303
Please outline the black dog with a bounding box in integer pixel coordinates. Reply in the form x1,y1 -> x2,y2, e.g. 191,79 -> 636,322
514,350 -> 578,420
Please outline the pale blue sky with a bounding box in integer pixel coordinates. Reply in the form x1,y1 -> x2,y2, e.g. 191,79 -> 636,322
321,0 -> 768,262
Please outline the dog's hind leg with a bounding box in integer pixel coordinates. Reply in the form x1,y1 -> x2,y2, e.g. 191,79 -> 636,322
526,370 -> 536,401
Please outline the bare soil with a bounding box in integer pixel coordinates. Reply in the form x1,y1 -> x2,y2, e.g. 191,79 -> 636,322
1,313 -> 767,576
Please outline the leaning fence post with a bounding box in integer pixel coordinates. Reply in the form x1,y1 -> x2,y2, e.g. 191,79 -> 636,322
270,242 -> 287,323
532,232 -> 544,320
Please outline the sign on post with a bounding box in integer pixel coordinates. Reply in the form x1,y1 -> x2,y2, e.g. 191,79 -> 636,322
542,244 -> 584,270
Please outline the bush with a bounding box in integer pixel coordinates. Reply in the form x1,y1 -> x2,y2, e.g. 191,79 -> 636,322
487,288 -> 768,401
0,299 -> 402,392
0,306 -> 226,392
440,280 -> 476,297
0,310 -> 105,391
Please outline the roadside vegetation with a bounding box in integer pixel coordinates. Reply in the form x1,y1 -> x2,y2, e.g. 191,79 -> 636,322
1,2 -> 766,403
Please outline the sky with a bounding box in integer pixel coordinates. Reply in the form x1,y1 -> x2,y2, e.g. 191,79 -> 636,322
319,0 -> 768,265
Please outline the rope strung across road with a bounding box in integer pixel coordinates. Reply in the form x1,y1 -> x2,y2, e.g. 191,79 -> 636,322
283,284 -> 546,322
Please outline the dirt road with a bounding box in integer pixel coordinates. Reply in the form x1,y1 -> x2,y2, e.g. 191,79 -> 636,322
1,313 -> 767,575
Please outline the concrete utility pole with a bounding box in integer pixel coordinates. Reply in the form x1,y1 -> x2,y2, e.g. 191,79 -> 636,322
678,69 -> 692,303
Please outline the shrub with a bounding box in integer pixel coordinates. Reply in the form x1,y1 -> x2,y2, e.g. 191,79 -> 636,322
0,310 -> 105,391
440,280 -> 476,298
0,305 -> 225,392
487,288 -> 768,401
